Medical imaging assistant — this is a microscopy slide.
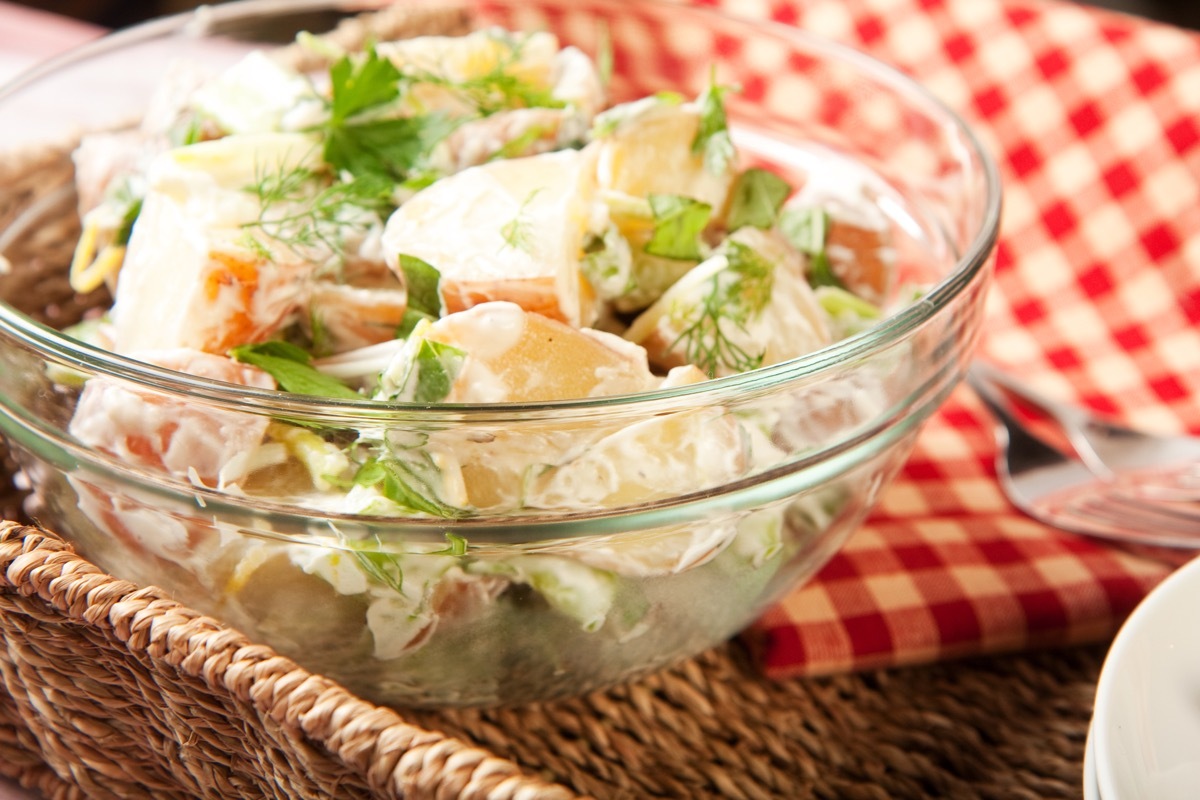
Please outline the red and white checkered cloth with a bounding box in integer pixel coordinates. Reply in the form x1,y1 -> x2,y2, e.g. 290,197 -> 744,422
719,0 -> 1200,677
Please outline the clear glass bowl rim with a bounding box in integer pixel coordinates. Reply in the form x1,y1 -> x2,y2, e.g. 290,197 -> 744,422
0,0 -> 1003,421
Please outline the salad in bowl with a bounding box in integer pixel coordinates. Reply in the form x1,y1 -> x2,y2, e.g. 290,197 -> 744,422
0,0 -> 999,706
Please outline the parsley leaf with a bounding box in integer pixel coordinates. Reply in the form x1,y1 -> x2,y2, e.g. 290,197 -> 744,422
354,454 -> 466,518
410,339 -> 465,404
779,206 -> 844,289
692,73 -> 736,175
229,341 -> 361,399
325,114 -> 456,182
645,194 -> 712,260
395,254 -> 442,337
329,47 -> 402,120
322,47 -> 456,181
727,168 -> 792,231
397,309 -> 435,340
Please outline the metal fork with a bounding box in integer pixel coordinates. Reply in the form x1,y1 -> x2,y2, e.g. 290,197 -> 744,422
967,365 -> 1200,548
971,361 -> 1200,501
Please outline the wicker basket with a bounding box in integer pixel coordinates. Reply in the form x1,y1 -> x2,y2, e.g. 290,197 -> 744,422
0,521 -> 581,800
0,7 -> 1102,798
0,511 -> 1105,800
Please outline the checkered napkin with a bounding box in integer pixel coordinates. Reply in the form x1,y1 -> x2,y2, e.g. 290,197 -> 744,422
719,0 -> 1200,678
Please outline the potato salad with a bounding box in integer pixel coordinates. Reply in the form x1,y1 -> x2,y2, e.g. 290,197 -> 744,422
55,25 -> 902,698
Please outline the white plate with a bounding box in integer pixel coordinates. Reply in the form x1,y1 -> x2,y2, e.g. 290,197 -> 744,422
1093,554 -> 1200,800
1084,724 -> 1100,800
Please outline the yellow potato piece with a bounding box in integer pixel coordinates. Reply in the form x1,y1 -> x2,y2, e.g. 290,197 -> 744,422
382,149 -> 599,327
423,301 -> 657,403
379,29 -> 558,116
112,133 -> 323,355
625,228 -> 831,377
594,98 -> 736,210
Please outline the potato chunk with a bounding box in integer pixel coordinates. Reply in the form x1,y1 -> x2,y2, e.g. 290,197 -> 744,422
593,96 -> 736,209
111,133 -> 323,355
68,349 -> 274,486
379,301 -> 657,404
624,228 -> 831,376
381,149 -> 599,327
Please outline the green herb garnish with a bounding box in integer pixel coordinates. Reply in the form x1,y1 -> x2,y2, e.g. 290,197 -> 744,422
395,254 -> 442,337
692,71 -> 736,175
669,241 -> 774,377
499,188 -> 543,253
243,161 -> 392,260
581,226 -> 632,298
402,35 -> 564,116
113,196 -> 143,247
432,532 -> 469,556
322,46 -> 456,181
349,531 -> 469,594
727,168 -> 791,231
487,124 -> 549,161
399,170 -> 443,193
350,540 -> 406,594
229,341 -> 361,399
353,454 -> 465,518
410,338 -> 465,403
644,194 -> 712,260
816,285 -> 881,320
170,114 -> 206,147
779,206 -> 843,289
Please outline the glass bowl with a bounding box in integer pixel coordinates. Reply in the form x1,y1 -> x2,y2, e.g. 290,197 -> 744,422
0,0 -> 1000,707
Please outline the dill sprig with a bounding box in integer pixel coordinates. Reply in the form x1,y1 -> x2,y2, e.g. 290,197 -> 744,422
498,188 -> 543,253
351,539 -> 407,594
242,160 -> 391,261
669,241 -> 775,377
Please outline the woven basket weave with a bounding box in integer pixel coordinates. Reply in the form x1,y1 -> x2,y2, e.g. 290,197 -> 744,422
0,7 -> 1100,798
0,506 -> 1103,800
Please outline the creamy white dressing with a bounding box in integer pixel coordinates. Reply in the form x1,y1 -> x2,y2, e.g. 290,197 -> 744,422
445,301 -> 528,360
69,349 -> 272,483
190,51 -> 318,135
